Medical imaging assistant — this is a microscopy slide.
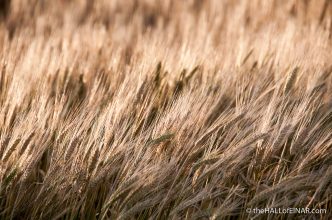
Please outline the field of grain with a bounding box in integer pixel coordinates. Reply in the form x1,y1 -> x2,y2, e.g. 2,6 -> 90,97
0,0 -> 331,219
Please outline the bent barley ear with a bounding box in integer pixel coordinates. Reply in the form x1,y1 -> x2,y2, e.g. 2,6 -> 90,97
185,65 -> 200,83
2,138 -> 20,161
154,62 -> 162,86
146,133 -> 174,146
284,67 -> 299,94
3,167 -> 17,187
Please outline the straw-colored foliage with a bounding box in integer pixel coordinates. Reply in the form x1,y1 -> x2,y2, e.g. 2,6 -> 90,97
0,0 -> 331,219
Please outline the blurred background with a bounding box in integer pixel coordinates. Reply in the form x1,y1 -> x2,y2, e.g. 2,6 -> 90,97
1,0 -> 332,37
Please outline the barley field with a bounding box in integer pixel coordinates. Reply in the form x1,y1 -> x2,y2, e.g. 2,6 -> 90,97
0,0 -> 331,219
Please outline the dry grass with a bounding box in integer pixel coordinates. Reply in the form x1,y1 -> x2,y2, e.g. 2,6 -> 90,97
0,0 -> 332,219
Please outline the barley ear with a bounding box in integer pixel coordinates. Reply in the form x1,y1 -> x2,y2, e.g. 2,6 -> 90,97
284,67 -> 299,94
